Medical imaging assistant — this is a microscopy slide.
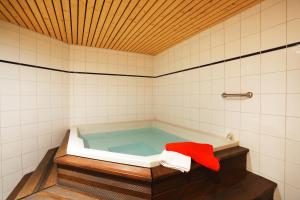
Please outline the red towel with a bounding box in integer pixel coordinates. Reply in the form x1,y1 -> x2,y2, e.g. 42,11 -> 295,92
165,142 -> 220,171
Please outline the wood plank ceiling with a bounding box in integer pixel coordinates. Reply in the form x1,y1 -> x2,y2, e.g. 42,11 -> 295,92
0,0 -> 261,55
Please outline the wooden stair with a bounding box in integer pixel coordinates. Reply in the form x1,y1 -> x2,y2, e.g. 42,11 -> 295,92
7,148 -> 58,200
8,132 -> 277,200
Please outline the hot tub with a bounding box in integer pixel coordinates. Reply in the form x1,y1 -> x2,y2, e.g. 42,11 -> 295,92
67,120 -> 238,168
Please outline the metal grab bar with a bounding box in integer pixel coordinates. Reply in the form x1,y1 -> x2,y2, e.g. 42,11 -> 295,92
221,92 -> 253,98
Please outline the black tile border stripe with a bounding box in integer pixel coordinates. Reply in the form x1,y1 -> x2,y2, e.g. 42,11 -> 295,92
155,41 -> 300,78
0,41 -> 299,79
0,59 -> 153,78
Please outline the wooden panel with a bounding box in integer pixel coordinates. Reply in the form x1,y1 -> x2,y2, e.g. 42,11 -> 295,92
61,0 -> 72,43
23,0 -> 50,36
55,155 -> 152,182
77,0 -> 87,45
90,0 -> 113,47
0,0 -> 262,55
23,185 -> 101,200
16,148 -> 58,199
33,0 -> 57,38
2,0 -> 35,31
70,0 -> 78,43
6,172 -> 32,200
52,0 -> 67,42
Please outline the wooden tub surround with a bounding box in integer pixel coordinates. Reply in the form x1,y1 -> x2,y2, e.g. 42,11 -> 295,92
8,132 -> 277,200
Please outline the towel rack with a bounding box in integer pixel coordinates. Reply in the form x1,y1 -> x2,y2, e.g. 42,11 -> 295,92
221,92 -> 253,98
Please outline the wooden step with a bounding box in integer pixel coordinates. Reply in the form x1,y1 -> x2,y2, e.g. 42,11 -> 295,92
22,185 -> 101,200
7,173 -> 32,200
203,171 -> 277,200
8,148 -> 58,200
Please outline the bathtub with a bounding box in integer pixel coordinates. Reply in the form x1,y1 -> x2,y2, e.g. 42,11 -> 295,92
67,120 -> 239,168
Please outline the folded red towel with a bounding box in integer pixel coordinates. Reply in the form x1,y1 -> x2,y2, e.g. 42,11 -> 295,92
165,142 -> 220,171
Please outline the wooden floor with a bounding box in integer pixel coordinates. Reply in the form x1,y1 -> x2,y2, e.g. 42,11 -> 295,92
23,185 -> 100,200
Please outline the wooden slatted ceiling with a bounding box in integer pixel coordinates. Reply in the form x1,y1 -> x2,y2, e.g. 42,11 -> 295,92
0,0 -> 261,55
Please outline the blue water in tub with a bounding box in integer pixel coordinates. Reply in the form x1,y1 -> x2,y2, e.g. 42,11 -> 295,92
80,128 -> 187,156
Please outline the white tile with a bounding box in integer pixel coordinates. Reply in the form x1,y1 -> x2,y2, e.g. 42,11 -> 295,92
37,69 -> 51,82
211,110 -> 224,126
1,126 -> 21,143
241,75 -> 260,94
1,156 -> 22,176
225,77 -> 240,94
285,162 -> 300,188
287,46 -> 300,70
21,124 -> 37,139
287,18 -> 300,43
199,49 -> 210,65
261,72 -> 286,94
260,135 -> 285,160
241,13 -> 260,37
261,115 -> 285,138
286,117 -> 300,141
260,154 -> 285,181
241,113 -> 260,132
211,45 -> 224,62
211,29 -> 224,47
246,150 -> 260,173
212,79 -> 224,94
261,24 -> 286,50
225,40 -> 240,59
241,55 -> 260,76
261,94 -> 286,115
287,0 -> 300,20
20,67 -> 37,81
286,139 -> 300,165
199,35 -> 210,51
0,79 -> 20,96
0,28 -> 19,47
261,0 -> 284,10
199,67 -> 212,81
241,33 -> 260,54
2,171 -> 22,193
225,23 -> 240,43
2,141 -> 21,160
0,44 -> 19,62
225,111 -> 240,129
21,110 -> 38,125
261,1 -> 286,30
211,63 -> 224,79
287,94 -> 300,117
0,111 -> 20,127
240,131 -> 260,152
225,14 -> 240,27
22,138 -> 38,154
22,151 -> 38,169
241,4 -> 260,19
261,49 -> 286,73
211,95 -> 224,110
287,70 -> 300,93
20,81 -> 37,96
0,63 -> 19,80
0,96 -> 20,111
225,60 -> 240,78
21,96 -> 37,110
20,50 -> 37,65
285,184 -> 300,200
241,94 -> 260,113
38,134 -> 51,149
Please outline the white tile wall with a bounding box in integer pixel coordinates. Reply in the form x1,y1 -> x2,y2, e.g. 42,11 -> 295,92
0,0 -> 300,199
153,0 -> 300,199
